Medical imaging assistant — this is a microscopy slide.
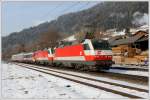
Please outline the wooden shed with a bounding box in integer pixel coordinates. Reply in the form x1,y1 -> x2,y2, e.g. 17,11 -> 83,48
109,31 -> 148,65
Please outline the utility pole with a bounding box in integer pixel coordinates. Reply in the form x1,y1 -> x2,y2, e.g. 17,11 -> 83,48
83,23 -> 95,39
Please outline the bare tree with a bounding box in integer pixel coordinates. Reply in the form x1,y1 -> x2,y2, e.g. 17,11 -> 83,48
37,26 -> 61,49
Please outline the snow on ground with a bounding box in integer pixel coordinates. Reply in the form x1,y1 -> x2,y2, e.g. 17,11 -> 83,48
1,62 -> 126,99
36,66 -> 147,90
63,35 -> 76,41
111,64 -> 148,69
105,69 -> 148,77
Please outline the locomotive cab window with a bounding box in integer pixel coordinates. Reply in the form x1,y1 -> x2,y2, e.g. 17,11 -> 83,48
92,40 -> 111,50
51,48 -> 55,54
83,44 -> 90,50
47,50 -> 50,54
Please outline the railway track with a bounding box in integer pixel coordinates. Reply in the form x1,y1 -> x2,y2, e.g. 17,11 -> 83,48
13,62 -> 148,99
14,62 -> 148,90
18,62 -> 148,85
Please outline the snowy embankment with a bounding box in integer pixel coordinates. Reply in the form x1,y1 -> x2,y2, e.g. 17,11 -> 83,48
104,69 -> 148,77
111,64 -> 148,70
35,65 -> 148,90
1,62 -> 125,99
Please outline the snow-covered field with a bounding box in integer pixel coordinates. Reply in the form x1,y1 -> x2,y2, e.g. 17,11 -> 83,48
1,62 -> 127,99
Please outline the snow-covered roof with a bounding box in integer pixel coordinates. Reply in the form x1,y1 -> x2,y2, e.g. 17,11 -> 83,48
138,24 -> 149,31
63,35 -> 76,41
106,28 -> 117,33
111,31 -> 126,36
102,37 -> 109,40
131,24 -> 149,34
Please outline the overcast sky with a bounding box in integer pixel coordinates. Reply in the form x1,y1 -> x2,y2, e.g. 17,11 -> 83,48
2,1 -> 100,36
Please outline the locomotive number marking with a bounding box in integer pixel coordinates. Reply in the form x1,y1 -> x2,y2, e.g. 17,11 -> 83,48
80,51 -> 82,55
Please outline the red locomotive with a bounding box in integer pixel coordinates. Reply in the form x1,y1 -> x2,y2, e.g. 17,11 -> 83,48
11,39 -> 113,70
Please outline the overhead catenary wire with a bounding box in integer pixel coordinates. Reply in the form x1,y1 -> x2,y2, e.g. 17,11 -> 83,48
41,2 -> 64,19
40,1 -> 99,22
59,1 -> 81,14
77,1 -> 91,12
39,1 -> 97,43
40,1 -> 81,21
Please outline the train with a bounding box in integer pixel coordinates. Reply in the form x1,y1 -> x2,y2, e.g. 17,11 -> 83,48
11,39 -> 113,71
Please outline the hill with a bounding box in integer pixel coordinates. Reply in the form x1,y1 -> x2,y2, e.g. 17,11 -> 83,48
2,2 -> 148,59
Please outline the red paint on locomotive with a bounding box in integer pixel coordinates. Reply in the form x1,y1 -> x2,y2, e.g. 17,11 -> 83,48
55,44 -> 84,57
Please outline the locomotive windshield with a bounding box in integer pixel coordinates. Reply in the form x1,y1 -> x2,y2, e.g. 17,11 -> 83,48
92,40 -> 111,50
